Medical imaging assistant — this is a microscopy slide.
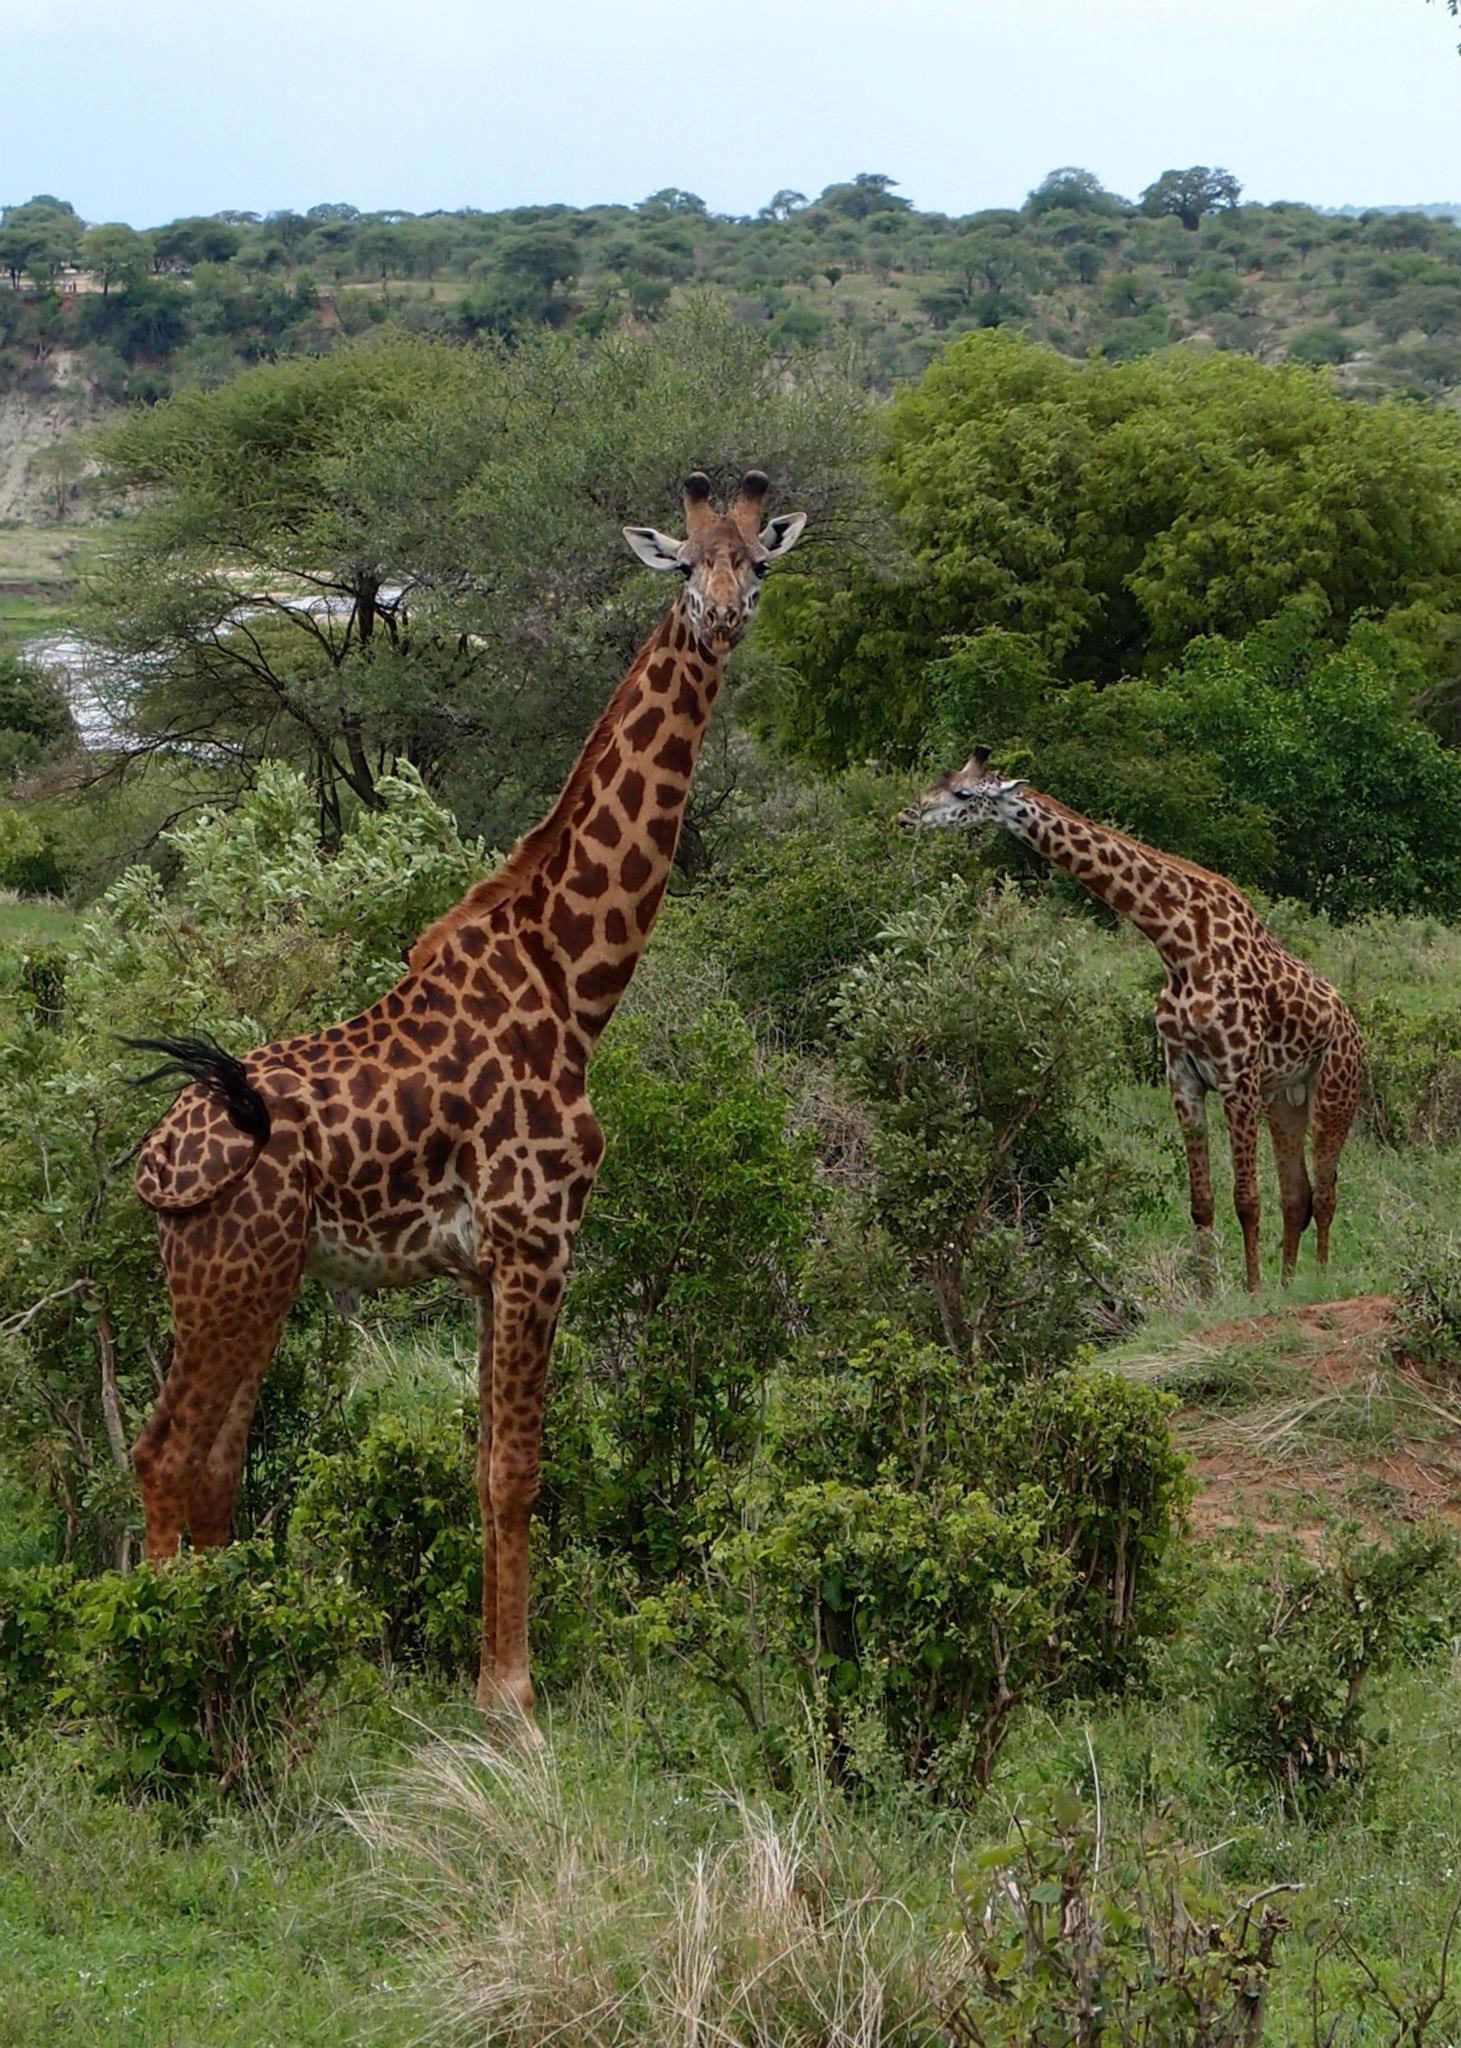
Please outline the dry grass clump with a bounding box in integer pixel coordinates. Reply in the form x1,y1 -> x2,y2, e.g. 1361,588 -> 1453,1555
346,1729 -> 942,2047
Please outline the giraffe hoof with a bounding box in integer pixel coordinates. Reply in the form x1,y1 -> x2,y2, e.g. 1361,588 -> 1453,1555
474,1673 -> 544,1745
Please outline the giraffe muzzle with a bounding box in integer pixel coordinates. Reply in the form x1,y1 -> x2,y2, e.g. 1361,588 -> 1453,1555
700,608 -> 742,651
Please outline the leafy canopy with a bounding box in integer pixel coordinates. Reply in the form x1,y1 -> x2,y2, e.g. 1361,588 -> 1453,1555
92,309 -> 873,850
764,331 -> 1461,770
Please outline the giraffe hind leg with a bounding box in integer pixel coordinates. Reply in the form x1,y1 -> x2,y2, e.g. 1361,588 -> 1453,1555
185,1358 -> 279,1548
1264,1089 -> 1314,1285
1165,1046 -> 1217,1293
135,1304 -> 298,1555
1311,1041 -> 1361,1269
134,1178 -> 308,1556
1220,1072 -> 1264,1293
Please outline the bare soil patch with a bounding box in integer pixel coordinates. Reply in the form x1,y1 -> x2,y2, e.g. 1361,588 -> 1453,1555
1167,1294 -> 1461,1539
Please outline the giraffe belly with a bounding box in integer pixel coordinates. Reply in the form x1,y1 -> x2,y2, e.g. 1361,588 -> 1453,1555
304,1232 -> 425,1292
304,1200 -> 480,1295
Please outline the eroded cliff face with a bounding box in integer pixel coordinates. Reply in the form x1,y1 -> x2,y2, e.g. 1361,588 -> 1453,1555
0,354 -> 116,520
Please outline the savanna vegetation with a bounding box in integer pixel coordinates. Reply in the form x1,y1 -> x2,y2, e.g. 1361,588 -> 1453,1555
9,199 -> 1461,2043
7,165 -> 1461,414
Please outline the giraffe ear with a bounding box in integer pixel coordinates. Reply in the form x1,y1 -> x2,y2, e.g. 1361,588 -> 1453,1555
623,526 -> 687,571
757,511 -> 808,560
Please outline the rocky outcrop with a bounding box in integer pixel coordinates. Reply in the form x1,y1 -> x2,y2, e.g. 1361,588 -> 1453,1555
0,353 -> 117,521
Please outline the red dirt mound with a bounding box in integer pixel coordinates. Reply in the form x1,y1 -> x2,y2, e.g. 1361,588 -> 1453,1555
1175,1295 -> 1461,1542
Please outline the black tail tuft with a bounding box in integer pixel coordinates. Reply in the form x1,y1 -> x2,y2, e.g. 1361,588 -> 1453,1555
120,1033 -> 272,1146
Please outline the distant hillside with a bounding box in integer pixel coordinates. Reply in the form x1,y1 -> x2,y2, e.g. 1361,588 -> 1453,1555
1322,202 -> 1461,221
5,169 -> 1461,411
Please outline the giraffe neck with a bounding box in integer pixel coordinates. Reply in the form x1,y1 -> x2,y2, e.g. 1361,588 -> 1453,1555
995,787 -> 1242,969
412,601 -> 723,1043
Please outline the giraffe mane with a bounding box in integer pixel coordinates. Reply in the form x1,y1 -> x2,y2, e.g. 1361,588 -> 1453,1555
1028,789 -> 1254,902
408,619 -> 669,972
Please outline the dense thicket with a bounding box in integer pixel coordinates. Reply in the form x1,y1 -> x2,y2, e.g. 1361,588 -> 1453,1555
3,314 -> 1445,925
766,331 -> 1461,757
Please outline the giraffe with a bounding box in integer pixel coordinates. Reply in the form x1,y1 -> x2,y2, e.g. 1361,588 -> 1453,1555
901,747 -> 1364,1293
127,470 -> 807,1720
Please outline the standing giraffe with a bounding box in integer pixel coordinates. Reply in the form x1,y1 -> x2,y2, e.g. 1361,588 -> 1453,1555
127,470 -> 807,1719
902,748 -> 1363,1292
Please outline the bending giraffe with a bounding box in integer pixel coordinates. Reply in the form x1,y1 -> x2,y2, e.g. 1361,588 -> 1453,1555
127,471 -> 807,1720
902,748 -> 1363,1292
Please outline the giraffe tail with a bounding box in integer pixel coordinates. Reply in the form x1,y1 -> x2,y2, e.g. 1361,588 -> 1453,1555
123,1034 -> 273,1212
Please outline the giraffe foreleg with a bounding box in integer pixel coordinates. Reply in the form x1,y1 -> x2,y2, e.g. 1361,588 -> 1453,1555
1264,1091 -> 1314,1285
1165,1046 -> 1216,1292
475,1284 -> 498,1688
1311,1037 -> 1361,1269
477,1243 -> 571,1725
1221,1070 -> 1264,1293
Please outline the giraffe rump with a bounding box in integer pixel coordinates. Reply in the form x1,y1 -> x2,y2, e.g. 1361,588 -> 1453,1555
123,1034 -> 272,1145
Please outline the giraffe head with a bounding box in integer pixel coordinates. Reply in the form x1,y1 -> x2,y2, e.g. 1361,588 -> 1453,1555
623,470 -> 808,654
900,746 -> 1026,830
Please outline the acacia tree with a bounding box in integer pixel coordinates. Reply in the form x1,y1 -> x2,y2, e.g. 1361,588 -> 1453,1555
79,224 -> 150,295
89,338 -> 469,834
1025,167 -> 1122,217
89,308 -> 874,852
0,196 -> 81,290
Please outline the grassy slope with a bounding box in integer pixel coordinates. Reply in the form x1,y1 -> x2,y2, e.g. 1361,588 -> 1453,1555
0,900 -> 77,944
0,1749 -> 418,2048
0,520 -> 108,641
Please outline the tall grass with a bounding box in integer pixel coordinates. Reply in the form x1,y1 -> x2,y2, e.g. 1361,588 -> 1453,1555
347,1728 -> 944,2047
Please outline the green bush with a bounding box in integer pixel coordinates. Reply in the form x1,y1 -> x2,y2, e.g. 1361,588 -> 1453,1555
290,1407 -> 479,1676
61,1546 -> 372,1795
944,1795 -> 1292,2045
767,330 -> 1461,769
980,607 -> 1461,921
744,1476 -> 1078,1789
0,1547 -> 371,1793
0,1562 -> 76,1756
1393,1236 -> 1461,1369
1207,1524 -> 1454,1797
638,1330 -> 1188,1796
1289,323 -> 1353,365
674,786 -> 932,1048
563,1001 -> 813,1576
0,651 -> 74,778
0,805 -> 68,897
1355,995 -> 1461,1149
292,1399 -> 628,1695
833,883 -> 1133,1363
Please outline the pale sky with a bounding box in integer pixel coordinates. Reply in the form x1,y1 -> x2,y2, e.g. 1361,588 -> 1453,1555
2,0 -> 1458,226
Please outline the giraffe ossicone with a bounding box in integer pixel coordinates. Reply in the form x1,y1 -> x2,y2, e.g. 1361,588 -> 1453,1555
129,470 -> 807,1725
903,746 -> 1363,1294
